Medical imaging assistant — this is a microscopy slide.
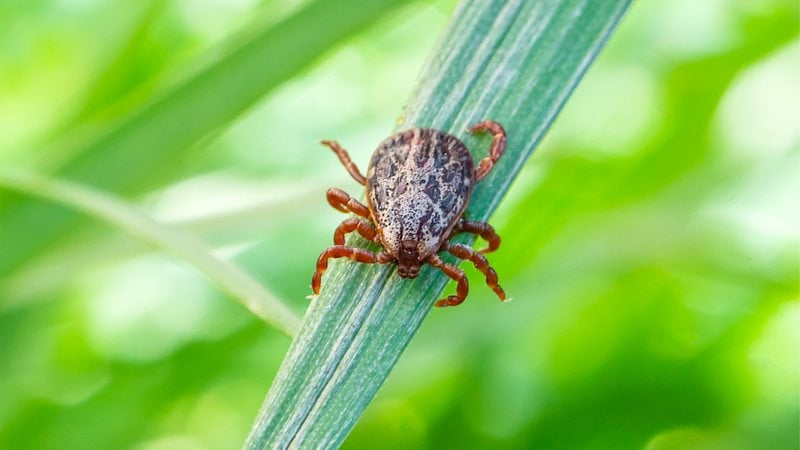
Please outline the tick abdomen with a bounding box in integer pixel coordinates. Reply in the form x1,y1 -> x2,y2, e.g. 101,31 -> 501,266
366,128 -> 474,260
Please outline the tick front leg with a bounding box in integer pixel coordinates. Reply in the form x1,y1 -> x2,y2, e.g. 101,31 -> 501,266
442,242 -> 506,301
450,219 -> 501,254
311,245 -> 392,295
469,120 -> 506,182
428,254 -> 470,307
333,217 -> 378,245
327,188 -> 371,219
321,140 -> 366,185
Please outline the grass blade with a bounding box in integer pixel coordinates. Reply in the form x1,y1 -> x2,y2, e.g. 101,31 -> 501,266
0,168 -> 301,337
244,0 -> 631,448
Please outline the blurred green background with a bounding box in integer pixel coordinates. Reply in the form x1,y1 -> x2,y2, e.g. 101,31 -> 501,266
0,0 -> 797,449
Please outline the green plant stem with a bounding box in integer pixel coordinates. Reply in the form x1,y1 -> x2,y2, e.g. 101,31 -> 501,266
244,0 -> 631,448
0,169 -> 301,337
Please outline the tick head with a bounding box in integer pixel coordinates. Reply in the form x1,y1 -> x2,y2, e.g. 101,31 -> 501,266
397,240 -> 421,278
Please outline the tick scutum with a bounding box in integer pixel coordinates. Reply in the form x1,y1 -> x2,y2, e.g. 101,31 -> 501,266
366,128 -> 473,270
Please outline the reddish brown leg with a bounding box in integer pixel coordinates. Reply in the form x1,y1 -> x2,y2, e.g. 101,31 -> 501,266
442,242 -> 506,301
333,217 -> 378,245
326,188 -> 371,219
469,120 -> 506,182
450,219 -> 501,254
321,140 -> 366,185
311,245 -> 392,295
428,254 -> 470,307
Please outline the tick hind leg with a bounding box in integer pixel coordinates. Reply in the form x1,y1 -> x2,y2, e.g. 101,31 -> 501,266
327,188 -> 371,219
469,120 -> 506,182
428,254 -> 469,307
442,242 -> 506,301
450,219 -> 501,254
311,245 -> 392,295
321,140 -> 366,185
333,217 -> 378,245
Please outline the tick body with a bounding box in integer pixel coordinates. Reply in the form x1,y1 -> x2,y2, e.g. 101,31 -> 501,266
312,120 -> 507,307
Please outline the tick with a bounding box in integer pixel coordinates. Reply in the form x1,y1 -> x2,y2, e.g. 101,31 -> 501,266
311,120 -> 507,307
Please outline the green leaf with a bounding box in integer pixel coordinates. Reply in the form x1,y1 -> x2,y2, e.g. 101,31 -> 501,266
244,0 -> 631,448
0,168 -> 301,337
0,0 -> 413,278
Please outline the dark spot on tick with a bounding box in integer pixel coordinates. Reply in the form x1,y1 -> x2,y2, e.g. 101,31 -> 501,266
423,175 -> 440,203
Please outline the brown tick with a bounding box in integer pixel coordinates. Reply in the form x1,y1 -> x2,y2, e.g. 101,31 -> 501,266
311,120 -> 507,307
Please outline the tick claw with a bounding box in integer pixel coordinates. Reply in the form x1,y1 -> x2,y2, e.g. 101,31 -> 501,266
306,293 -> 319,301
434,295 -> 463,307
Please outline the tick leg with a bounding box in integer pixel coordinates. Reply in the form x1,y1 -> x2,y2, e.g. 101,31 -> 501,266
450,220 -> 501,254
311,245 -> 392,295
428,254 -> 470,307
442,242 -> 506,301
327,188 -> 371,219
333,217 -> 378,245
321,140 -> 367,185
469,120 -> 506,182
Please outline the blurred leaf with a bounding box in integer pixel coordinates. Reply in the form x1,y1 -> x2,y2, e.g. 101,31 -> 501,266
503,1 -> 800,273
0,0 -> 414,278
244,0 -> 631,448
0,168 -> 301,337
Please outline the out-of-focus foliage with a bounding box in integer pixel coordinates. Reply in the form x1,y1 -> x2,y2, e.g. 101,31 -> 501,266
0,0 -> 797,449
